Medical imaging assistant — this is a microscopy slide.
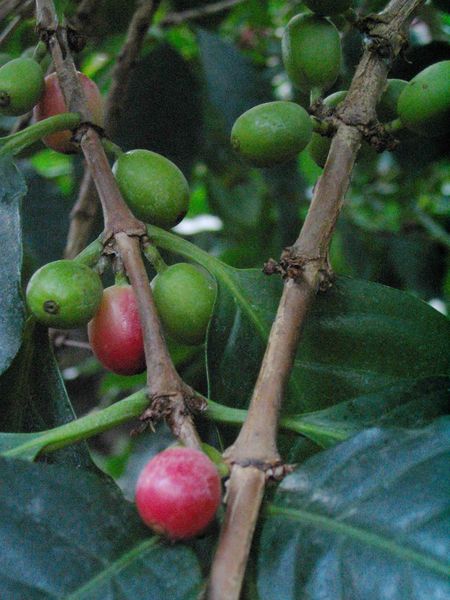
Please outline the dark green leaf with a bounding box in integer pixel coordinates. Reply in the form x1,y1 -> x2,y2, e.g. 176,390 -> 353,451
258,419 -> 450,600
198,29 -> 271,134
0,156 -> 26,375
0,457 -> 203,599
114,44 -> 203,174
0,320 -> 95,469
208,272 -> 450,413
287,376 -> 450,447
149,228 -> 450,415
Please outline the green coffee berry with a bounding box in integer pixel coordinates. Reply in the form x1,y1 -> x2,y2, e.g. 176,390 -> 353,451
0,58 -> 44,116
377,79 -> 407,122
282,14 -> 342,93
152,263 -> 215,346
397,61 -> 450,137
231,101 -> 313,167
26,260 -> 103,329
113,149 -> 190,229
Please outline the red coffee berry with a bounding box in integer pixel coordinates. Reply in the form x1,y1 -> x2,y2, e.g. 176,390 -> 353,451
88,284 -> 145,376
135,447 -> 222,540
33,71 -> 103,153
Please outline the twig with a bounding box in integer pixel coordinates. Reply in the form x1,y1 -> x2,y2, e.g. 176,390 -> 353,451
207,0 -> 425,597
35,0 -> 203,450
0,0 -> 33,45
64,0 -> 159,259
159,0 -> 245,27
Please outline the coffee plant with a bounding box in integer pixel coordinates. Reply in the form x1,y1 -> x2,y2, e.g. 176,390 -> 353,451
0,1 -> 449,599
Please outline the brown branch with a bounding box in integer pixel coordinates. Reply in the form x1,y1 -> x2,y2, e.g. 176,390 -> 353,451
35,0 -> 202,449
64,0 -> 159,259
207,0 -> 424,597
159,0 -> 245,27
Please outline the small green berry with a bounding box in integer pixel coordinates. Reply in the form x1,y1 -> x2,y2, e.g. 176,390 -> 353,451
0,58 -> 44,116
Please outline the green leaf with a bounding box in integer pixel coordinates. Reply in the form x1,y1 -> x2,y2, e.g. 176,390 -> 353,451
198,28 -> 271,133
0,156 -> 26,375
0,320 -> 95,469
286,376 -> 450,447
0,457 -> 203,599
257,419 -> 450,600
149,227 -> 450,414
114,44 -> 202,174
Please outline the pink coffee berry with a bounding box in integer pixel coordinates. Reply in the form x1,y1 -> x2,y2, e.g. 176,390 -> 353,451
135,447 -> 222,540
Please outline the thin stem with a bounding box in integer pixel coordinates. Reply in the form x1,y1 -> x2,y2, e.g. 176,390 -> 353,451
143,242 -> 168,273
64,0 -> 160,259
208,1 -> 425,597
159,0 -> 245,27
0,112 -> 81,156
384,117 -> 403,133
73,237 -> 103,267
101,137 -> 124,160
36,0 -> 202,449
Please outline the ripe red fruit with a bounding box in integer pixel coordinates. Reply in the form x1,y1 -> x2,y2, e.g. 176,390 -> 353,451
135,447 -> 222,540
33,71 -> 103,153
88,284 -> 145,375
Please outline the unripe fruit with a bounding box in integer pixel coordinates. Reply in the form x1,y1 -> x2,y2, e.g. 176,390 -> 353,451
135,447 -> 222,540
377,79 -> 407,122
33,72 -> 103,153
307,90 -> 377,167
26,260 -> 103,329
113,150 -> 190,228
397,61 -> 450,137
88,284 -> 145,375
304,0 -> 353,15
0,58 -> 44,116
282,15 -> 341,93
231,101 -> 313,167
307,91 -> 346,167
152,263 -> 215,346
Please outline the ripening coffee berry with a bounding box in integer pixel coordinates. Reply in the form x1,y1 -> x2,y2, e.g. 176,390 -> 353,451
135,447 -> 222,540
397,61 -> 450,137
152,263 -> 215,346
88,284 -> 146,375
33,72 -> 104,153
231,101 -> 313,167
26,260 -> 103,329
304,0 -> 353,15
0,58 -> 44,116
112,149 -> 190,228
282,14 -> 341,93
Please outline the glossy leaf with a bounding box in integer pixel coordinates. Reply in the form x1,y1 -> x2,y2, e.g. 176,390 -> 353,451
0,456 -> 203,599
148,228 -> 450,414
258,419 -> 450,600
0,156 -> 26,375
0,320 -> 94,469
287,376 -> 450,447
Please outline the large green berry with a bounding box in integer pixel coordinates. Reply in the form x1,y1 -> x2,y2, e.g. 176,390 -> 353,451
282,15 -> 341,93
0,58 -> 44,116
152,263 -> 215,346
26,260 -> 103,329
113,150 -> 190,228
304,0 -> 353,15
231,101 -> 313,167
377,79 -> 407,122
397,61 -> 450,137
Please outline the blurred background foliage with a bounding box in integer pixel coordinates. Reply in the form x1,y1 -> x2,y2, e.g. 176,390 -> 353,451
1,0 -> 448,485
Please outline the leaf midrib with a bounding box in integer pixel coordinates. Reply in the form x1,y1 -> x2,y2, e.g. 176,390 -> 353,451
267,504 -> 450,578
64,537 -> 159,599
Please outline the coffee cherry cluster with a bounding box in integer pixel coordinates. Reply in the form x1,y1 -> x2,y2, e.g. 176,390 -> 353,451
230,8 -> 450,170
